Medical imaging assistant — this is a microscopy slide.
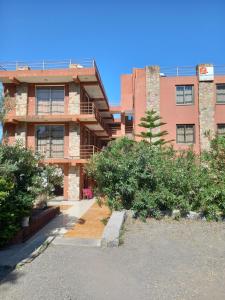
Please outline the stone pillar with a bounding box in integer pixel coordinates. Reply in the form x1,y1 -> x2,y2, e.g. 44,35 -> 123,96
15,123 -> 27,146
198,64 -> 215,151
69,123 -> 80,157
16,84 -> 28,116
68,82 -> 80,114
68,165 -> 80,200
145,65 -> 160,135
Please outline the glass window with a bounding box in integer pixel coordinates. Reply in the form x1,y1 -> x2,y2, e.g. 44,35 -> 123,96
176,124 -> 195,144
217,124 -> 225,136
36,86 -> 64,114
176,85 -> 194,105
36,125 -> 64,158
216,84 -> 225,104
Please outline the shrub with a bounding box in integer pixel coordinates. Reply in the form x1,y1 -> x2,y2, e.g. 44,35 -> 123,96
86,136 -> 225,221
0,142 -> 63,246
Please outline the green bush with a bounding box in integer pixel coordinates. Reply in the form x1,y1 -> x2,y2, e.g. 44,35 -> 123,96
86,136 -> 225,221
0,142 -> 63,246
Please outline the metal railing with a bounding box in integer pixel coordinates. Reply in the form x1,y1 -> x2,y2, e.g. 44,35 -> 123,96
0,59 -> 96,71
80,102 -> 111,136
79,145 -> 101,159
37,144 -> 100,160
160,64 -> 225,77
37,102 -> 64,115
36,143 -> 64,158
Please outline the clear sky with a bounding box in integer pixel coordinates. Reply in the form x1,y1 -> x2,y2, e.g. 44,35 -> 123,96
0,0 -> 225,105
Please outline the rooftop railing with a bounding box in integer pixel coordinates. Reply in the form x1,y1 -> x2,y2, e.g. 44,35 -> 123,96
160,65 -> 225,77
0,59 -> 96,71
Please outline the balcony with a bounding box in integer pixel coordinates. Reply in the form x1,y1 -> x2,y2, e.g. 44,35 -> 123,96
38,145 -> 101,164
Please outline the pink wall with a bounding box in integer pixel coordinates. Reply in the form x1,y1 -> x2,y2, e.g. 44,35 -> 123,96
121,74 -> 133,112
160,76 -> 200,153
133,69 -> 146,140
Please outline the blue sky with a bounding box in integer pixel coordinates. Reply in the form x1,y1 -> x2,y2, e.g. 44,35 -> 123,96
0,0 -> 225,105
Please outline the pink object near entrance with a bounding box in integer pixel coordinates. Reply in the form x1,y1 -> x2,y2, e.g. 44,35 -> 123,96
82,188 -> 93,199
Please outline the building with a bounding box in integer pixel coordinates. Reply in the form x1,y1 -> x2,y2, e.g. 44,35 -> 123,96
110,64 -> 225,154
1,60 -> 225,200
0,60 -> 113,200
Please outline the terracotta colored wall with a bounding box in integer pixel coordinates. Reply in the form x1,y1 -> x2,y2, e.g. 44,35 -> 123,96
133,69 -> 146,140
160,76 -> 200,153
121,74 -> 133,111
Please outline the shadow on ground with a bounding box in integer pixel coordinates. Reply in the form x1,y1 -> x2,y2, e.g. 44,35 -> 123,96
0,212 -> 78,283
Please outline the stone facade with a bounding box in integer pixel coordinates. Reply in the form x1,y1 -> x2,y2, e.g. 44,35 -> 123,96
16,84 -> 28,116
15,123 -> 27,146
68,165 -> 80,200
198,64 -> 215,151
145,65 -> 161,135
69,123 -> 80,157
68,82 -> 80,114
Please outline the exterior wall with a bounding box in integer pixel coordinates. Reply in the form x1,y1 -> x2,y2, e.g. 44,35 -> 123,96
16,83 -> 28,116
68,82 -> 80,114
214,76 -> 225,131
68,165 -> 80,200
121,74 -> 133,111
160,76 -> 200,153
68,123 -> 80,157
15,123 -> 27,146
133,69 -> 146,140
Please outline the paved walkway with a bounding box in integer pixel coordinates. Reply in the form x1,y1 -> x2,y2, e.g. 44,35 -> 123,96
65,202 -> 111,239
0,199 -> 95,273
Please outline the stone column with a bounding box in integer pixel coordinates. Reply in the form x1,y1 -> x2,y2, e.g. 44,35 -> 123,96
16,84 -> 28,116
15,123 -> 27,146
145,65 -> 160,135
198,64 -> 215,151
68,165 -> 80,200
68,123 -> 80,157
68,82 -> 80,114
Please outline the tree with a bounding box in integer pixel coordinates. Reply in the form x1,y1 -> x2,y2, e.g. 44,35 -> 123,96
137,110 -> 169,146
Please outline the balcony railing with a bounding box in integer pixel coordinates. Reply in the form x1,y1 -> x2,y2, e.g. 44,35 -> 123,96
37,144 -> 100,160
37,102 -> 64,115
0,59 -> 96,71
80,102 -> 111,136
79,145 -> 101,159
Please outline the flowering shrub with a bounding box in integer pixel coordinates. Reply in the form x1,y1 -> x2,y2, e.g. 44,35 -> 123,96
86,137 -> 225,221
0,143 -> 63,246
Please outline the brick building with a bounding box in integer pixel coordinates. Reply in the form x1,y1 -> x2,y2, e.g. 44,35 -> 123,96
110,64 -> 225,154
0,60 -> 113,200
1,61 -> 225,200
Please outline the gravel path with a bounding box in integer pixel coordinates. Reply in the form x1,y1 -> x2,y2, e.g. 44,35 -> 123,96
0,218 -> 225,300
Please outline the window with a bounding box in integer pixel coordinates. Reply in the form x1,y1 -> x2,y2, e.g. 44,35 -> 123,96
176,85 -> 194,105
36,86 -> 64,114
176,124 -> 195,144
36,125 -> 64,158
216,84 -> 225,104
217,124 -> 225,136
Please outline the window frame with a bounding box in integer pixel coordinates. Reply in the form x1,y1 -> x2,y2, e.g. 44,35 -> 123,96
176,85 -> 194,105
216,84 -> 225,104
217,124 -> 225,136
35,85 -> 65,115
176,124 -> 195,144
35,124 -> 65,158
